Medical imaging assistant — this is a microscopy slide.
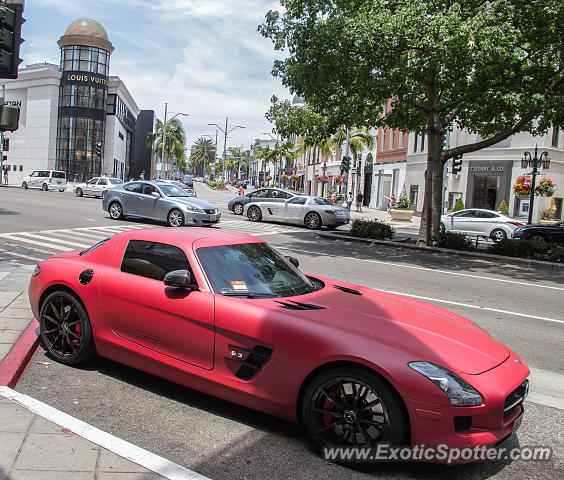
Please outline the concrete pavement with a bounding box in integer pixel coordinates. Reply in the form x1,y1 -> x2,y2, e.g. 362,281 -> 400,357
0,255 -> 208,480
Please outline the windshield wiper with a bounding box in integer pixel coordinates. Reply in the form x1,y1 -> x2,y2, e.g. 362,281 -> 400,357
220,292 -> 279,298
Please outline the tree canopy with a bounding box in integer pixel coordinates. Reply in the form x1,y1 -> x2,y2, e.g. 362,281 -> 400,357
260,0 -> 564,243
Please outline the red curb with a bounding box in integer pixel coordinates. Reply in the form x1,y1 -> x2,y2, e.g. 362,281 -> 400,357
0,319 -> 40,388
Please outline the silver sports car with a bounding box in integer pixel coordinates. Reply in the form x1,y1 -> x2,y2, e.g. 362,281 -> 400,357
244,195 -> 349,229
102,181 -> 220,227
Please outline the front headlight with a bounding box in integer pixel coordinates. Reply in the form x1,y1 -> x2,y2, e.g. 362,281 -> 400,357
183,204 -> 204,213
32,264 -> 41,277
408,362 -> 483,407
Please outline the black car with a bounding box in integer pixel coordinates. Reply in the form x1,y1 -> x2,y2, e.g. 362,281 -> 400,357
512,221 -> 564,244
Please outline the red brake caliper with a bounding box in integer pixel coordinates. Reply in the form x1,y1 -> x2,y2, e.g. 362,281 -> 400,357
322,386 -> 339,427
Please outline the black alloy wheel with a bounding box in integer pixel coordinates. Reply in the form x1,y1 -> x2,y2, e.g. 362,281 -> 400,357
75,187 -> 83,197
22,182 -> 28,189
304,212 -> 322,230
39,291 -> 95,365
233,202 -> 244,215
42,183 -> 49,191
109,202 -> 123,219
247,205 -> 262,222
530,234 -> 545,242
302,367 -> 408,454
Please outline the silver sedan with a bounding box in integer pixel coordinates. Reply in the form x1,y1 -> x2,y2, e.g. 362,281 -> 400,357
102,181 -> 220,227
244,195 -> 349,229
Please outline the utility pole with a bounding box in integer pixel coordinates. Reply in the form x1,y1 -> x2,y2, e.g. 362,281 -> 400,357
161,103 -> 167,179
343,127 -> 350,199
209,117 -> 245,184
0,84 -> 5,186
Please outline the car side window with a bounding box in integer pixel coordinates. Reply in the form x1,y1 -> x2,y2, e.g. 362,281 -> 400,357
98,178 -> 108,186
476,211 -> 497,218
39,171 -> 49,177
270,190 -> 282,198
30,171 -> 38,177
123,182 -> 143,193
288,197 -> 307,205
453,210 -> 475,218
280,192 -> 293,199
88,178 -> 98,185
121,240 -> 196,284
250,189 -> 269,198
142,184 -> 157,195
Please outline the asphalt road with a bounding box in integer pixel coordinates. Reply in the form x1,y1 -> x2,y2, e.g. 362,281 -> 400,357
2,182 -> 564,479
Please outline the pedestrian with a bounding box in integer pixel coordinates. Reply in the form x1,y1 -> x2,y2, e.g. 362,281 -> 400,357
330,191 -> 336,204
356,190 -> 364,212
2,166 -> 7,185
139,170 -> 145,180
346,192 -> 353,211
385,194 -> 397,215
238,184 -> 244,196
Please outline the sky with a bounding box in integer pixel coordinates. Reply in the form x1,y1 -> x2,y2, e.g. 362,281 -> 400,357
21,0 -> 290,151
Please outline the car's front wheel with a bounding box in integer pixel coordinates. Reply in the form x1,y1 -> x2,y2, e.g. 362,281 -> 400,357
302,367 -> 408,454
530,234 -> 545,242
247,205 -> 262,222
22,181 -> 28,189
233,202 -> 244,215
304,212 -> 322,230
39,291 -> 96,365
490,228 -> 507,242
42,183 -> 49,191
75,187 -> 83,197
108,202 -> 123,219
167,208 -> 185,227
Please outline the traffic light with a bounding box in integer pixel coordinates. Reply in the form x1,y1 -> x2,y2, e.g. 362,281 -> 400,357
95,142 -> 102,157
0,103 -> 19,131
452,154 -> 463,174
0,3 -> 24,79
341,155 -> 351,174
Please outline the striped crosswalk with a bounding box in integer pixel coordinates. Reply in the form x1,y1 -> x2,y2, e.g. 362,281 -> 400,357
0,220 -> 308,256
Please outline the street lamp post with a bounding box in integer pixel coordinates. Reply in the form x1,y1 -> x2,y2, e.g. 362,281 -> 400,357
521,145 -> 550,224
209,118 -> 245,183
161,103 -> 189,179
203,133 -> 217,180
262,131 -> 280,186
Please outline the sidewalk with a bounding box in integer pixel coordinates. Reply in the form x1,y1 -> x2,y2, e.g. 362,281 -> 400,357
0,259 -> 206,480
348,206 -> 421,237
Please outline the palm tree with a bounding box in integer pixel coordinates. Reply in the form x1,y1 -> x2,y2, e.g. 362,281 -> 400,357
146,118 -> 187,178
252,145 -> 272,185
271,140 -> 295,187
330,127 -> 374,161
190,137 -> 215,177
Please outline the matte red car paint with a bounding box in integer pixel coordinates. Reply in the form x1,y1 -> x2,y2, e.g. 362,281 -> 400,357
28,227 -> 529,455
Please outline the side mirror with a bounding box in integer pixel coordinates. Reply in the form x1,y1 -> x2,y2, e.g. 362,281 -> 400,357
285,256 -> 299,268
164,270 -> 196,289
150,191 -> 160,198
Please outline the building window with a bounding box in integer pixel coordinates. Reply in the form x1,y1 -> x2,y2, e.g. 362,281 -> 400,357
391,130 -> 396,150
381,129 -> 386,150
552,126 -> 560,148
19,165 -> 23,171
413,133 -> 418,153
399,132 -> 405,148
61,45 -> 110,76
119,131 -> 124,140
420,134 -> 426,152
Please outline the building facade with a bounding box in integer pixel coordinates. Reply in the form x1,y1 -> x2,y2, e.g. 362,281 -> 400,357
2,18 -> 150,185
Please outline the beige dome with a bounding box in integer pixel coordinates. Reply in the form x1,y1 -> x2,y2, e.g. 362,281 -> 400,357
64,18 -> 108,40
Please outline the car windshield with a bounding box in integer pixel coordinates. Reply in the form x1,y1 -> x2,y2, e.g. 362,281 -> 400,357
109,178 -> 124,185
197,242 -> 316,298
158,184 -> 191,197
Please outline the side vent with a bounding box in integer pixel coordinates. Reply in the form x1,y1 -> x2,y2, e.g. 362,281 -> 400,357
275,300 -> 326,310
334,285 -> 362,296
79,269 -> 94,285
226,345 -> 273,380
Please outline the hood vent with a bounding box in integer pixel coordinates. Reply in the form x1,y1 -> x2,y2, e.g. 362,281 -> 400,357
276,300 -> 326,311
334,285 -> 362,296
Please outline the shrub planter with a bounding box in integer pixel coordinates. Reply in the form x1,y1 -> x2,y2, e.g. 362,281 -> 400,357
390,209 -> 415,221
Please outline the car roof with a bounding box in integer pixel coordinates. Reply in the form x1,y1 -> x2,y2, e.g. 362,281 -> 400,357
113,227 -> 264,249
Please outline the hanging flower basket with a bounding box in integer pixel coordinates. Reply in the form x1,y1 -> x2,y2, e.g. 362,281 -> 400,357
333,174 -> 344,184
290,174 -> 299,182
317,174 -> 330,183
513,175 -> 556,197
265,175 -> 272,181
280,174 -> 289,181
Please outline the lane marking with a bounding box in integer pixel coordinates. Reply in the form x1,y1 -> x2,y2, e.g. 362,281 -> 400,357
284,248 -> 564,292
0,387 -> 211,480
13,232 -> 90,248
0,234 -> 70,251
0,249 -> 43,262
381,289 -> 564,325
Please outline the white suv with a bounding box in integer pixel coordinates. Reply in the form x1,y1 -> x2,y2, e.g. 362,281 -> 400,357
22,170 -> 67,192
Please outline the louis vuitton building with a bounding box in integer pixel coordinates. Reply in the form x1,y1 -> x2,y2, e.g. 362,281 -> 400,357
2,18 -> 153,185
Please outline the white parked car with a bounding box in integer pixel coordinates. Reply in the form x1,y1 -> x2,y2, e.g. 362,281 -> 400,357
440,208 -> 523,242
73,176 -> 124,198
22,170 -> 67,192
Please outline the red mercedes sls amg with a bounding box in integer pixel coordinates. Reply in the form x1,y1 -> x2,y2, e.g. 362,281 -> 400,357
29,228 -> 529,459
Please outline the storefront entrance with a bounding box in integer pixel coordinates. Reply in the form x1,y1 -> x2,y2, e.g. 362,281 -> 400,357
472,176 -> 498,210
363,155 -> 373,206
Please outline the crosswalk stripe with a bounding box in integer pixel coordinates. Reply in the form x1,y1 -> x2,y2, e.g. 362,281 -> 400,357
12,232 -> 91,248
0,233 -> 71,252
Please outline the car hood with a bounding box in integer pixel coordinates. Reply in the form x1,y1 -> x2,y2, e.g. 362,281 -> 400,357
167,197 -> 217,210
274,278 -> 509,375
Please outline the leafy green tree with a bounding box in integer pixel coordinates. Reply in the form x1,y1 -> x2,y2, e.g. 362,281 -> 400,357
146,118 -> 187,177
453,198 -> 465,212
260,0 -> 564,244
190,137 -> 216,177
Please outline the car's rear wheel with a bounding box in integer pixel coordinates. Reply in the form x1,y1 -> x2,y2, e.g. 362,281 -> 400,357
439,222 -> 446,233
305,212 -> 322,230
168,208 -> 184,227
22,181 -> 28,189
39,291 -> 95,365
59,189 -> 65,192
490,228 -> 507,242
233,202 -> 244,215
42,183 -> 49,191
247,205 -> 262,222
302,367 -> 408,455
530,234 -> 545,242
108,202 -> 123,219
75,187 -> 83,197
